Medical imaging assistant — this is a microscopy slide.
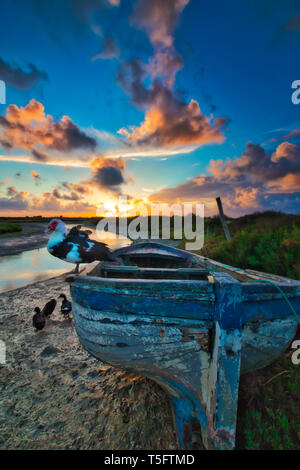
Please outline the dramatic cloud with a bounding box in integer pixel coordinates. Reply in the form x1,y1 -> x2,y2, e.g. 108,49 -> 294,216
0,99 -> 97,161
7,186 -> 19,197
209,142 -> 300,190
0,197 -> 29,211
118,81 -> 226,148
149,141 -> 300,215
59,181 -> 92,195
0,182 -> 97,215
90,156 -> 126,190
52,188 -> 80,201
34,192 -> 96,214
54,180 -> 94,200
146,51 -> 183,88
0,57 -> 48,90
0,186 -> 30,211
116,0 -> 226,153
31,149 -> 50,162
131,0 -> 189,48
116,59 -> 150,106
130,0 -> 188,88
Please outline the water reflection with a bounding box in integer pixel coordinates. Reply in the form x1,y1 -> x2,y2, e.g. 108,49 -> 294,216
0,228 -> 130,293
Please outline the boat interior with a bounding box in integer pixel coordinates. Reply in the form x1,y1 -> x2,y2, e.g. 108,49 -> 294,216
72,242 -> 292,284
87,248 -> 255,282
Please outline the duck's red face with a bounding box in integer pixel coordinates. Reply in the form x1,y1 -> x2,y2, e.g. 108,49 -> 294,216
45,220 -> 59,233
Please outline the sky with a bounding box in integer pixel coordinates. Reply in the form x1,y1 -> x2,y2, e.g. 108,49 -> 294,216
0,0 -> 300,217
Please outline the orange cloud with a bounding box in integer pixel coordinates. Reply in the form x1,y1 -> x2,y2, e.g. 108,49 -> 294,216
118,93 -> 226,148
266,172 -> 300,193
90,155 -> 125,170
148,141 -> 300,216
116,1 -> 226,153
230,188 -> 260,209
0,99 -> 97,160
271,141 -> 299,162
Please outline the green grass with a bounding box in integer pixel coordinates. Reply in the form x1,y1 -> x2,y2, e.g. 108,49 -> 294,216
0,222 -> 22,235
200,211 -> 300,280
236,328 -> 300,450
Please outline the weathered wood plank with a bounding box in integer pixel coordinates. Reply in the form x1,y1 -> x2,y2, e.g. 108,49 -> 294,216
73,276 -> 214,294
71,285 -> 214,320
241,316 -> 297,373
201,274 -> 242,450
75,319 -> 210,351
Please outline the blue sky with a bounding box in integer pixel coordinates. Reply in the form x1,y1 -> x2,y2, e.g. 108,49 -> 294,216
0,0 -> 300,216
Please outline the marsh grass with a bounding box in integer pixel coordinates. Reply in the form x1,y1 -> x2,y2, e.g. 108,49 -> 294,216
200,211 -> 300,280
236,327 -> 300,450
0,222 -> 22,235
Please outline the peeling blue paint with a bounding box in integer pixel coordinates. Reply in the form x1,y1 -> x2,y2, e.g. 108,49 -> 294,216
68,242 -> 300,450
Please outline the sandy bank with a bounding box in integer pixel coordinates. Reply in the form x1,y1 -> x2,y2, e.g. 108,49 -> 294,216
0,274 -> 177,450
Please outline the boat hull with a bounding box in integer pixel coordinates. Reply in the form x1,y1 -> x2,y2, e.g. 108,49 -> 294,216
68,243 -> 300,450
70,276 -> 298,449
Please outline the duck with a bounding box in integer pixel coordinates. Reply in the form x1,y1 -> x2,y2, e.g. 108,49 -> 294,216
42,299 -> 57,317
45,219 -> 115,273
32,299 -> 56,330
32,307 -> 46,331
58,293 -> 72,318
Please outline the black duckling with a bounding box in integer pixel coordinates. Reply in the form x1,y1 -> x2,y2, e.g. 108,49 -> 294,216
42,299 -> 57,317
32,307 -> 46,331
58,293 -> 72,318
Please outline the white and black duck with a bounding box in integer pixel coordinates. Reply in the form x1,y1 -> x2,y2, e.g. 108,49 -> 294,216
58,293 -> 72,318
45,219 -> 115,272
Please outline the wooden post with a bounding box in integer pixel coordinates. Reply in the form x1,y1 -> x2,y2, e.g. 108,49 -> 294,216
216,197 -> 231,241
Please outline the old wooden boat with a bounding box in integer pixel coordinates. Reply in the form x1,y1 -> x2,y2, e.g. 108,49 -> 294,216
67,241 -> 300,450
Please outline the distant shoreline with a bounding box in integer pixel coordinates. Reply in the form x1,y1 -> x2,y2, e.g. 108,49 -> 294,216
0,233 -> 48,257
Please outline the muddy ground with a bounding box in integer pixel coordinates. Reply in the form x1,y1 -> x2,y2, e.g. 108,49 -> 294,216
0,274 -> 178,450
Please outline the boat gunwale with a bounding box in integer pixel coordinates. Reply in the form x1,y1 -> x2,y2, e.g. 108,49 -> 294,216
67,243 -> 300,298
71,273 -> 216,289
197,254 -> 300,285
